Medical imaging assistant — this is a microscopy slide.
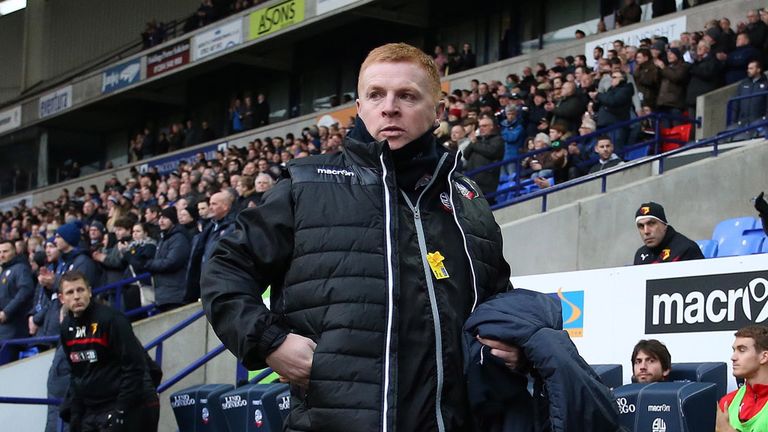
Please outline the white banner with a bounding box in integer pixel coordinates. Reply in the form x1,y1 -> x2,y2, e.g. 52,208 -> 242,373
38,85 -> 73,119
512,254 -> 768,390
192,19 -> 243,61
585,16 -> 687,60
316,0 -> 357,15
0,106 -> 21,135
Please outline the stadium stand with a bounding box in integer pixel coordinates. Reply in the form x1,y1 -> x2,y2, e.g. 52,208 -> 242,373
2,0 -> 768,430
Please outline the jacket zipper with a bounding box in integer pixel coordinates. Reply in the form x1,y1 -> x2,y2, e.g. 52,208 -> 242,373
399,153 -> 449,432
379,153 -> 396,432
448,151 -> 480,311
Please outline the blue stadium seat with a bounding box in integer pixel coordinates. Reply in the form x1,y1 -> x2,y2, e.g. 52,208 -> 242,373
624,143 -> 649,161
614,382 -> 717,432
695,239 -> 718,258
171,383 -> 234,432
590,364 -> 623,389
634,382 -> 717,432
716,232 -> 765,257
712,217 -> 756,249
220,383 -> 289,432
763,237 -> 768,254
667,362 -> 727,398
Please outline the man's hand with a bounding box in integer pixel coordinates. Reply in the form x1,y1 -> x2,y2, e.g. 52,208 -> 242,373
654,59 -> 665,69
38,269 -> 54,288
716,52 -> 728,61
28,315 -> 38,335
266,333 -> 316,388
0,311 -> 6,324
716,400 -> 737,432
92,251 -> 106,262
477,336 -> 522,370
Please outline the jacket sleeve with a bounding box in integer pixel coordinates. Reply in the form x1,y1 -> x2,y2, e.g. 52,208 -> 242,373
468,136 -> 504,159
552,97 -> 585,120
3,265 -> 35,320
74,256 -> 102,289
109,313 -> 150,411
100,248 -> 125,270
690,57 -> 724,81
201,180 -> 294,370
660,63 -> 689,84
596,85 -> 634,108
143,235 -> 191,274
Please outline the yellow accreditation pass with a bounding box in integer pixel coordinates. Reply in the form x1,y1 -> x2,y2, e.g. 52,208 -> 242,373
426,251 -> 450,280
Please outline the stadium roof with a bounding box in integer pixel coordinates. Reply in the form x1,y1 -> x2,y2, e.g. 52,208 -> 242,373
0,0 -> 25,16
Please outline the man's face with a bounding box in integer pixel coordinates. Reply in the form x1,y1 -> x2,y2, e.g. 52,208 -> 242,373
450,125 -> 465,142
593,48 -> 602,60
145,208 -> 158,223
88,227 -> 101,242
561,82 -> 575,97
45,242 -> 59,262
478,119 -> 494,137
83,201 -> 94,215
59,279 -> 92,317
158,215 -> 173,231
595,139 -> 614,160
696,43 -> 709,58
255,177 -> 272,193
748,10 -> 759,24
636,217 -> 668,248
611,72 -> 624,88
54,235 -> 70,252
0,243 -> 15,265
209,194 -> 230,220
748,62 -> 762,79
732,336 -> 768,379
635,52 -> 647,65
197,202 -> 210,219
633,350 -> 669,383
114,226 -> 130,240
357,62 -> 441,151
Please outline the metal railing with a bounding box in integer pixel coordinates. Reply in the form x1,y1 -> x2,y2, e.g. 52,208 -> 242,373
726,90 -> 768,126
467,112 -> 698,204
483,118 -> 768,212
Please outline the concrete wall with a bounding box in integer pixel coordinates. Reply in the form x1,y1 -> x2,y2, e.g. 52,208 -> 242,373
697,82 -> 739,140
0,10 -> 24,104
499,138 -> 768,276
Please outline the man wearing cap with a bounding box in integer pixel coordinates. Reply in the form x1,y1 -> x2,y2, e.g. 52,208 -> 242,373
129,207 -> 190,311
55,222 -> 102,289
633,202 -> 704,265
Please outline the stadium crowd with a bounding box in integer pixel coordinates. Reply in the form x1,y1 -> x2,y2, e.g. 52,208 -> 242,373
125,7 -> 768,202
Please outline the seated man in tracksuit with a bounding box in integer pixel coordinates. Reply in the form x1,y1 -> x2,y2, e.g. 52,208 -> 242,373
633,201 -> 704,265
59,270 -> 158,432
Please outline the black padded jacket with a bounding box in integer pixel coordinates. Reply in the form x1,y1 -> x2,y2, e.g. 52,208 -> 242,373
202,133 -> 513,432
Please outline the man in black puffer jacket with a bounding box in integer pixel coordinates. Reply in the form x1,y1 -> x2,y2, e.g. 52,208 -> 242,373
202,43 -> 517,432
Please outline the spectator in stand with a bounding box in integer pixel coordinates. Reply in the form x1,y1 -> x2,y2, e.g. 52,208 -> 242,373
743,9 -> 768,51
186,190 -> 236,303
460,43 -> 477,71
733,60 -> 768,125
574,29 -> 586,40
686,41 -> 725,121
724,33 -> 762,84
588,136 -> 623,174
254,93 -> 270,127
651,0 -> 676,18
655,47 -> 690,127
500,105 -> 525,176
592,71 -> 634,153
720,18 -> 737,53
128,207 -> 190,312
616,0 -> 641,28
122,223 -> 157,309
191,0 -> 216,30
0,240 -> 34,357
520,133 -> 550,178
242,96 -> 255,130
631,339 -> 672,383
633,202 -> 703,265
92,217 -> 134,305
229,98 -> 245,134
567,117 -> 598,178
183,120 -> 201,147
201,120 -> 216,142
29,239 -> 63,339
463,116 -> 504,198
55,222 -> 102,289
634,48 -> 661,110
235,175 -> 258,210
433,45 -> 448,76
551,81 -> 586,132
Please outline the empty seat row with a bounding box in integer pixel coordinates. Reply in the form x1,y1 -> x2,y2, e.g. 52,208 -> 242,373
697,216 -> 767,258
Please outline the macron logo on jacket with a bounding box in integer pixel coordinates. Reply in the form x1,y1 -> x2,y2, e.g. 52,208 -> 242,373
316,167 -> 355,177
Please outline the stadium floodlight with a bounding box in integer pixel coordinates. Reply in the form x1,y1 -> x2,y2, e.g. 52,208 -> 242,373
0,0 -> 26,16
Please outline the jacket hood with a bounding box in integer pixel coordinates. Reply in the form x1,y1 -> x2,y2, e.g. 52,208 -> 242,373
3,254 -> 29,269
62,247 -> 89,262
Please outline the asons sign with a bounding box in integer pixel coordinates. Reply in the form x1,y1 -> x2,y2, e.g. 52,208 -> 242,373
147,40 -> 191,78
645,270 -> 768,334
248,0 -> 305,40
